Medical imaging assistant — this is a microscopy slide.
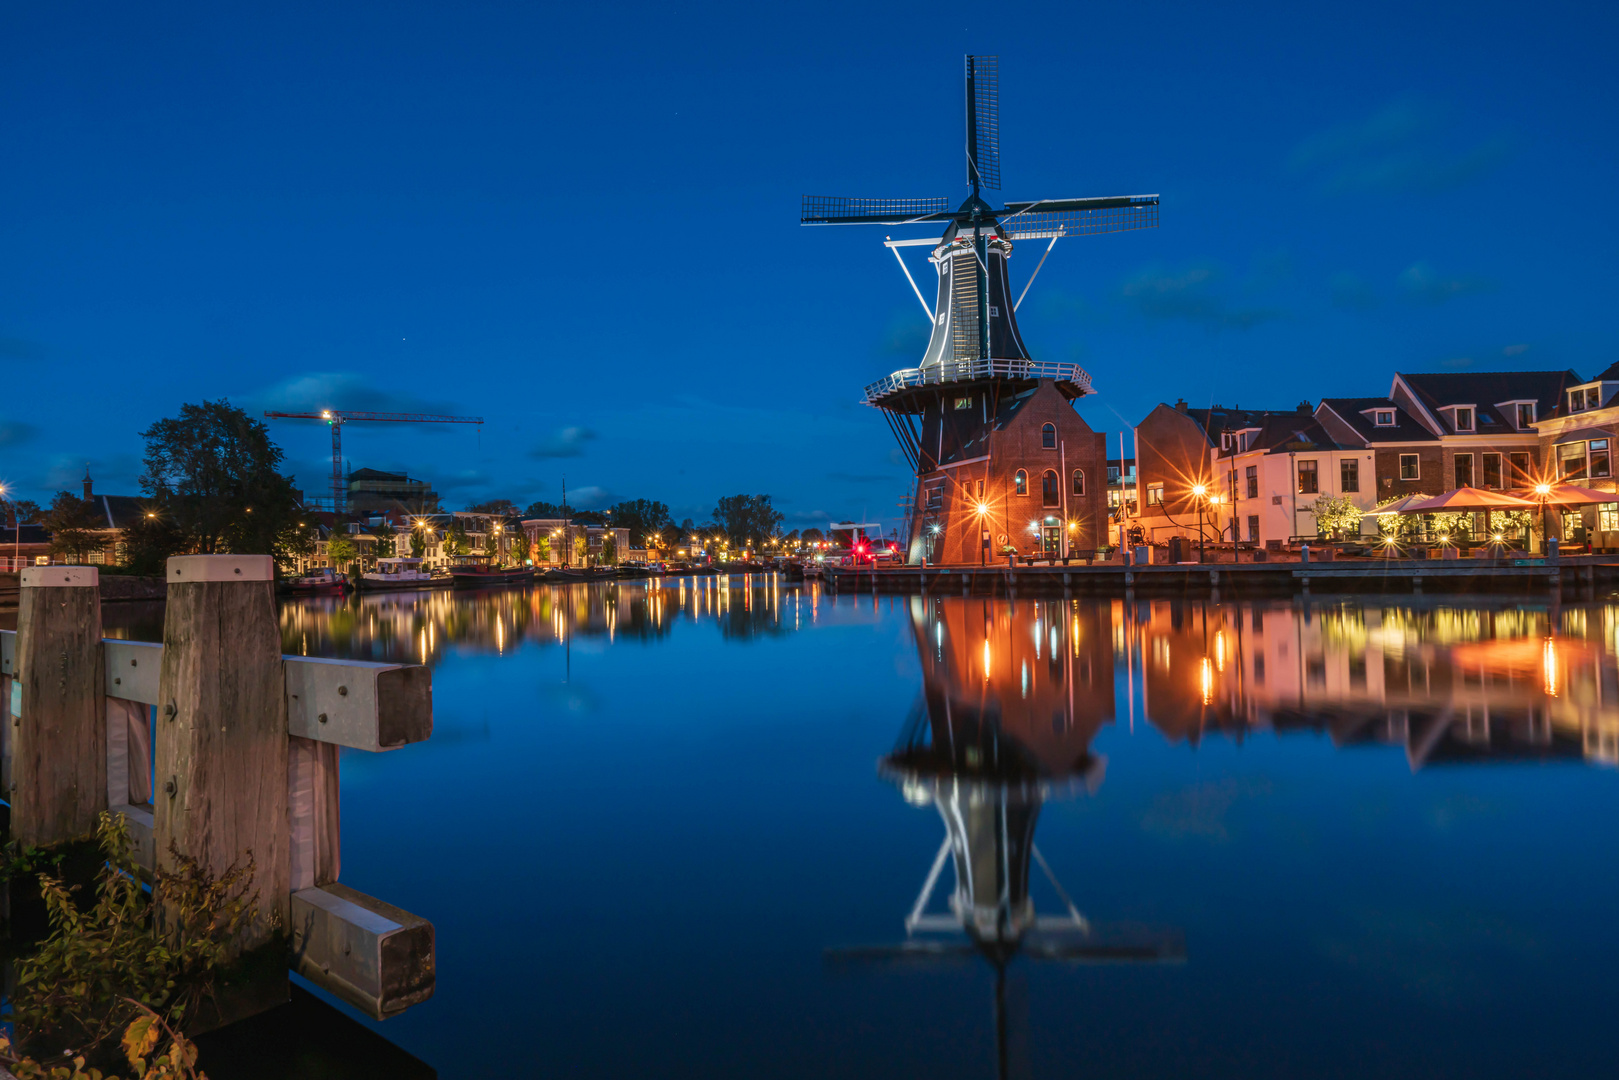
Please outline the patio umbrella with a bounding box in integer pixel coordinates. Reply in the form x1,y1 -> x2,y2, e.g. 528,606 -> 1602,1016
1369,494 -> 1433,515
1404,487 -> 1536,547
1404,487 -> 1536,512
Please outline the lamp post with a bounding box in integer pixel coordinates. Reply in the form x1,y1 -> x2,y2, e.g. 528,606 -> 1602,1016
1535,482 -> 1553,556
975,501 -> 989,566
1191,483 -> 1208,563
0,483 -> 15,571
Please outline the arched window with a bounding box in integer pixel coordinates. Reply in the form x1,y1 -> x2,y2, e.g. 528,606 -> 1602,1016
1042,470 -> 1059,507
1072,469 -> 1085,496
1014,470 -> 1028,496
1041,423 -> 1057,449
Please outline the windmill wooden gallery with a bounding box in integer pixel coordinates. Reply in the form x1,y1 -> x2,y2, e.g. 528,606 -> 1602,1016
803,55 -> 1158,567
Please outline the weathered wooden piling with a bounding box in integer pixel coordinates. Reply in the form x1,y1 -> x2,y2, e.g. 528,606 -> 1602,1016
1,552 -> 437,1027
12,566 -> 106,848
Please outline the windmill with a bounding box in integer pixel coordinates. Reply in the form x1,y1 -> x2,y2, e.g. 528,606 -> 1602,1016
263,410 -> 484,515
802,56 -> 1158,562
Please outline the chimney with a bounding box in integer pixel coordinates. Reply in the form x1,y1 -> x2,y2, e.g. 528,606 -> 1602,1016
83,464 -> 93,501
1174,398 -> 1189,413
1297,400 -> 1312,415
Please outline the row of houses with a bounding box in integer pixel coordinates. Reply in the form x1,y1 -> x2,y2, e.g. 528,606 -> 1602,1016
1123,366 -> 1619,548
1,469 -> 637,573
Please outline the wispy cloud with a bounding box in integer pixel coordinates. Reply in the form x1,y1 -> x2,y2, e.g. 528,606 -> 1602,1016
243,371 -> 462,418
1121,263 -> 1284,330
1398,262 -> 1497,305
1330,272 -> 1378,312
1289,99 -> 1512,195
528,426 -> 596,459
0,419 -> 39,447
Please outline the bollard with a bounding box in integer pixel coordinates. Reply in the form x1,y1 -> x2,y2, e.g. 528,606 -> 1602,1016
12,567 -> 105,848
155,554 -> 291,1023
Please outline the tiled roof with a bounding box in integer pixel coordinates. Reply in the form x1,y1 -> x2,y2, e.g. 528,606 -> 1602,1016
1397,370 -> 1581,431
1217,415 -> 1347,458
1317,398 -> 1437,444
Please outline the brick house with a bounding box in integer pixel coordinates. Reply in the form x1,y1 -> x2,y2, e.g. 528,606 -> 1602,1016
1317,371 -> 1579,504
911,380 -> 1107,564
1131,401 -> 1303,544
1530,362 -> 1619,546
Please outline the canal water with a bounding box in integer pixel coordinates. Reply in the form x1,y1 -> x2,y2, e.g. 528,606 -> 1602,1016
96,578 -> 1619,1079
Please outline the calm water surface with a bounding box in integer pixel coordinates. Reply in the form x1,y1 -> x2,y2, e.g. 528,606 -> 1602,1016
100,578 -> 1619,1078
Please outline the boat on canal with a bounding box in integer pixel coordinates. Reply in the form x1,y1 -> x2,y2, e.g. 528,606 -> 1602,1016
282,566 -> 349,595
359,556 -> 448,592
448,555 -> 536,587
545,565 -> 618,582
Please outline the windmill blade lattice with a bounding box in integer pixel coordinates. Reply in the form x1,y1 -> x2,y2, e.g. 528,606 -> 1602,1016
800,195 -> 953,225
1000,196 -> 1161,239
966,55 -> 1000,190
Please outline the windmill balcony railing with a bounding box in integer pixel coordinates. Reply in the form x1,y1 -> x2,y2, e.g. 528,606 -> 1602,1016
863,358 -> 1094,404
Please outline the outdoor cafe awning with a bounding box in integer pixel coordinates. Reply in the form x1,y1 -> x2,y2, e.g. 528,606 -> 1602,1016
1404,487 -> 1536,513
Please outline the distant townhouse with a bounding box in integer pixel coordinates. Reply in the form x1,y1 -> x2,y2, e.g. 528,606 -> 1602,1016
1530,362 -> 1619,546
1131,401 -> 1304,544
1212,413 -> 1375,546
1317,371 -> 1578,498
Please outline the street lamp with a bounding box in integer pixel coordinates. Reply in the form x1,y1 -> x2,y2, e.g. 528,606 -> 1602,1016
1190,483 -> 1210,563
975,501 -> 989,566
1534,482 -> 1554,554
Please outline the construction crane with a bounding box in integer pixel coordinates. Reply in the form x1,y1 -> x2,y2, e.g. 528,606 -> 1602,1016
263,409 -> 484,515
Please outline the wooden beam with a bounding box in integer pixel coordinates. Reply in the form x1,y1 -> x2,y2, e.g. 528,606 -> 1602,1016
284,657 -> 432,752
12,567 -> 106,847
155,555 -> 290,974
290,883 -> 435,1020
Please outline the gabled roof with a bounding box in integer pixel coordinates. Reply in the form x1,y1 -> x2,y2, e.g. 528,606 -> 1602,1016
0,524 -> 51,546
1594,360 -> 1619,383
1181,405 -> 1300,443
1396,371 -> 1581,432
1317,398 -> 1437,444
1218,415 -> 1347,458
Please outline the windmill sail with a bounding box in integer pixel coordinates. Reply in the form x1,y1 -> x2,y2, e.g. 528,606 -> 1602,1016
801,195 -> 952,225
966,55 -> 1000,190
1000,195 -> 1160,239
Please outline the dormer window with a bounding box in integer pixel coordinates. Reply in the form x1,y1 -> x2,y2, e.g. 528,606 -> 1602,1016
1453,407 -> 1474,432
1220,432 -> 1234,450
1517,403 -> 1536,428
1571,389 -> 1589,413
1588,387 -> 1604,410
1374,410 -> 1395,427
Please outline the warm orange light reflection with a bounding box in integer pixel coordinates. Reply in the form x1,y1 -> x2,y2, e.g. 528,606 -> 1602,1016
1215,631 -> 1226,672
1543,637 -> 1558,697
1200,657 -> 1213,705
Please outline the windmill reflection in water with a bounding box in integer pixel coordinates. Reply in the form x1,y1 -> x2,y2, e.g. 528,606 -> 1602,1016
828,597 -> 1183,1080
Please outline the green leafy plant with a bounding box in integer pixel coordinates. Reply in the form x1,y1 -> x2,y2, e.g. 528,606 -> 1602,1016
10,813 -> 257,1071
1307,493 -> 1363,539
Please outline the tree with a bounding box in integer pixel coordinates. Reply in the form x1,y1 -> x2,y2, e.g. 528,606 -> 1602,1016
409,525 -> 428,558
373,521 -> 397,558
443,518 -> 470,557
712,495 -> 784,547
533,534 -> 551,564
43,491 -> 105,564
510,527 -> 530,565
326,536 -> 357,571
801,527 -> 824,544
468,499 -> 518,516
571,509 -> 607,526
119,509 -> 188,575
601,532 -> 618,564
573,532 -> 588,564
3,498 -> 42,530
139,400 -> 303,567
1308,494 -> 1363,539
523,500 -> 571,519
608,499 -> 673,547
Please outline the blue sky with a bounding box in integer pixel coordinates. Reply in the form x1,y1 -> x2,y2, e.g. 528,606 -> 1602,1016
2,0 -> 1615,528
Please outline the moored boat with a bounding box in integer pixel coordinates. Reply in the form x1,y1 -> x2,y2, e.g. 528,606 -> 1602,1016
359,556 -> 448,591
448,556 -> 536,587
283,567 -> 349,595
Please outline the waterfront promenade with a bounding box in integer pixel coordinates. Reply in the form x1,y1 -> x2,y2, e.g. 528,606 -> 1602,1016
824,553 -> 1619,596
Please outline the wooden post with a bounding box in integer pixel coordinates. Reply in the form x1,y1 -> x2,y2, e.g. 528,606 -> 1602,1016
12,566 -> 105,848
154,554 -> 290,1018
